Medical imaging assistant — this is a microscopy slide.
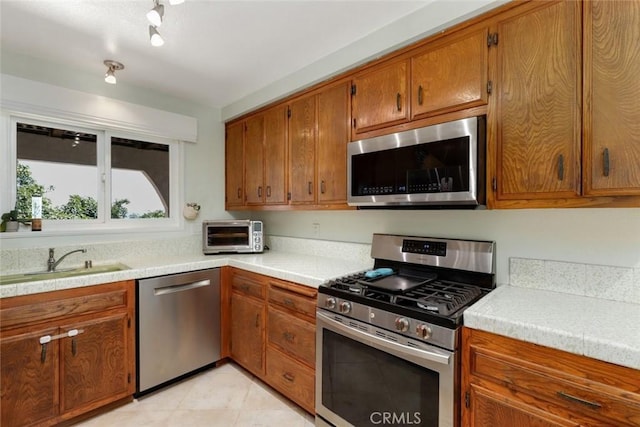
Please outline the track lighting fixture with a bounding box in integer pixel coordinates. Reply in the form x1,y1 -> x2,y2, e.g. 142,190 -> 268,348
146,0 -> 164,27
103,60 -> 124,84
149,26 -> 165,47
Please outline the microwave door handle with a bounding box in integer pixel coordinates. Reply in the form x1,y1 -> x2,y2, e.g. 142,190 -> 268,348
317,311 -> 451,366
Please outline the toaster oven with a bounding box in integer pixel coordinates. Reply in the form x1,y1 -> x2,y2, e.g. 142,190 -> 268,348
202,220 -> 263,254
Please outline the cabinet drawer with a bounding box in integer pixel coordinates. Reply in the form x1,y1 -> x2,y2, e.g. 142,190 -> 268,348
231,273 -> 265,299
268,284 -> 316,318
267,307 -> 315,367
266,346 -> 315,413
0,281 -> 131,330
469,342 -> 640,426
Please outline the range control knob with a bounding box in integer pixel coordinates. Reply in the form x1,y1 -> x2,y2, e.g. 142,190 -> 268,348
416,324 -> 432,339
394,317 -> 409,332
338,301 -> 352,314
325,297 -> 337,310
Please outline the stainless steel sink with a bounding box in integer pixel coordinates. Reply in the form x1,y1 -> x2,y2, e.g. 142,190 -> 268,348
0,263 -> 130,285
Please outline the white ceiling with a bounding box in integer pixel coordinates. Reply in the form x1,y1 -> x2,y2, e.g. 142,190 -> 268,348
0,1 -> 495,110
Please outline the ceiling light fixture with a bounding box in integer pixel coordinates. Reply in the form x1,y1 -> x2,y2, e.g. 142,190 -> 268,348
103,60 -> 124,84
149,25 -> 165,47
146,0 -> 164,27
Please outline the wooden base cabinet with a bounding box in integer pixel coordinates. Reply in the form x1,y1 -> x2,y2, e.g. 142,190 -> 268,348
226,268 -> 317,414
462,328 -> 640,427
0,281 -> 135,427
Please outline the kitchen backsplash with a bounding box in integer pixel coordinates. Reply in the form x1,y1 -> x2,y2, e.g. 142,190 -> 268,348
266,235 -> 372,264
0,235 -> 202,275
510,257 -> 640,304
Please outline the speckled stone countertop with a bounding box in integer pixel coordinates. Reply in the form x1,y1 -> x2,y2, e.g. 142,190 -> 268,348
464,285 -> 640,371
0,250 -> 374,299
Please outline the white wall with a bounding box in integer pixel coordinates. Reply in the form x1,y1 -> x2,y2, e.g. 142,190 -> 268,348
251,209 -> 640,285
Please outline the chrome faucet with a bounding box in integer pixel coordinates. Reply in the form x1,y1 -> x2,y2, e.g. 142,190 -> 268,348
47,248 -> 87,272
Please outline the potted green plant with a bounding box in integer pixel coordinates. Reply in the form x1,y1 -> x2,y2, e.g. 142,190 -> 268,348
1,210 -> 19,232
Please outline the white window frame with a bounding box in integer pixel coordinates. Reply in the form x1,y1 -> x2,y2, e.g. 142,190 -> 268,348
2,112 -> 184,235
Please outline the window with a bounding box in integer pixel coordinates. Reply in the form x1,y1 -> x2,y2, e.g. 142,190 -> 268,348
10,116 -> 181,231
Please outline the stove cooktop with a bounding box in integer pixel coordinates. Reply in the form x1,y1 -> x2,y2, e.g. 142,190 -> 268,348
319,271 -> 486,328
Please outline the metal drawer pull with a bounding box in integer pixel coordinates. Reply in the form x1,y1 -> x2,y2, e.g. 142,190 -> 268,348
557,154 -> 564,181
308,181 -> 313,195
557,391 -> 602,409
237,188 -> 241,199
283,298 -> 295,307
396,93 -> 402,111
321,180 -> 326,194
255,313 -> 260,328
72,338 -> 78,356
603,148 -> 610,177
266,186 -> 271,197
418,85 -> 423,106
282,372 -> 295,382
258,186 -> 262,198
154,279 -> 210,296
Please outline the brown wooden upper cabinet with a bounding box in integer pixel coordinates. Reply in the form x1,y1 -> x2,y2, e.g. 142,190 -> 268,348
351,59 -> 409,137
411,28 -> 489,120
288,81 -> 350,207
583,0 -> 640,197
244,107 -> 287,206
491,0 -> 582,203
225,121 -> 244,208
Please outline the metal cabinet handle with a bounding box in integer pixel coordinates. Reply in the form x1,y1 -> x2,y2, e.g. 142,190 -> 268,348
308,181 -> 313,195
282,372 -> 295,382
71,338 -> 77,356
418,85 -> 423,106
396,93 -> 402,111
603,148 -> 610,177
557,391 -> 602,409
255,313 -> 260,328
40,341 -> 48,363
258,186 -> 262,198
283,298 -> 295,308
283,331 -> 295,343
320,180 -> 326,194
558,154 -> 564,181
237,188 -> 242,199
266,186 -> 271,198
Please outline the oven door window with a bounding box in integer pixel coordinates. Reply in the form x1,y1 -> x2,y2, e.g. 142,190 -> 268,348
322,329 -> 439,427
206,226 -> 249,247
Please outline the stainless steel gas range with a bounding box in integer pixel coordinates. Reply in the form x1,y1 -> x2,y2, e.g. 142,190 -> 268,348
315,233 -> 495,427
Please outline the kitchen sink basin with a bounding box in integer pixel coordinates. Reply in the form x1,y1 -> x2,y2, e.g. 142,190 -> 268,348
0,263 -> 130,285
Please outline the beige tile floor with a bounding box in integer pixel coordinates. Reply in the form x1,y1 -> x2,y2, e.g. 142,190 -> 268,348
77,362 -> 316,427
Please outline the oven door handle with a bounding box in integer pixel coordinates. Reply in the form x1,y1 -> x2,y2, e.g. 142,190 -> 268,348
317,311 -> 451,366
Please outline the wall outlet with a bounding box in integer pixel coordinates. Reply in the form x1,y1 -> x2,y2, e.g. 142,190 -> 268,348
312,222 -> 320,238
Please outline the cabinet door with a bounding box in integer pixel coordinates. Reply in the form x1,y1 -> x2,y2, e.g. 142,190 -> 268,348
288,95 -> 317,204
225,121 -> 245,207
245,115 -> 265,205
411,29 -> 488,119
317,82 -> 349,204
230,293 -> 265,376
1,326 -> 59,427
352,59 -> 409,135
584,0 -> 640,196
264,106 -> 287,205
60,313 -> 130,414
493,1 -> 581,200
466,385 -> 579,427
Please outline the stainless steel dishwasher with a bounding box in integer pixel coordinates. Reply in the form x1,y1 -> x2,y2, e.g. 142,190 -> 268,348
136,268 -> 221,395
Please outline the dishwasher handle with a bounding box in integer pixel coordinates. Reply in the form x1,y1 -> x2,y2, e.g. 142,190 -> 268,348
154,279 -> 211,296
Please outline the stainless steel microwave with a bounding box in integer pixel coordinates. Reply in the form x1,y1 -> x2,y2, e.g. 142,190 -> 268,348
202,220 -> 263,254
347,116 -> 486,208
